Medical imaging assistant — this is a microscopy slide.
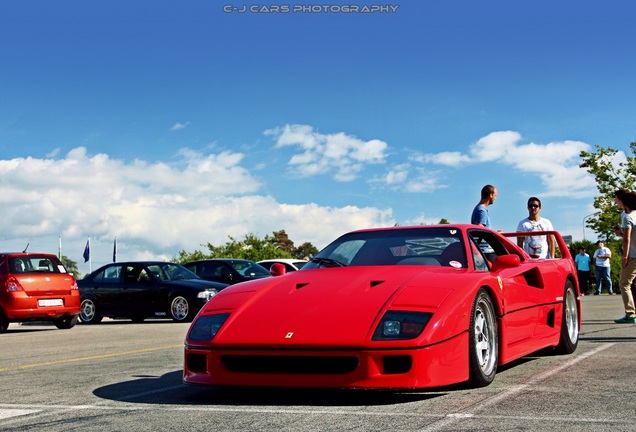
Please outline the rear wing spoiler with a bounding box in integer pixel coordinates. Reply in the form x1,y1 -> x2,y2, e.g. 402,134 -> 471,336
501,230 -> 572,260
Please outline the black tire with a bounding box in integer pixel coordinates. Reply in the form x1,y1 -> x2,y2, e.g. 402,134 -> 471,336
0,308 -> 8,333
468,289 -> 498,387
555,280 -> 579,354
79,298 -> 103,324
53,315 -> 78,329
170,295 -> 191,322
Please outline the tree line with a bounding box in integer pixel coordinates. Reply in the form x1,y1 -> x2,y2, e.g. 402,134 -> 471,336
173,230 -> 319,264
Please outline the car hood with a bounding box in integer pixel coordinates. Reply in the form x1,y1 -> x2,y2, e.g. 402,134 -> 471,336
205,266 -> 461,347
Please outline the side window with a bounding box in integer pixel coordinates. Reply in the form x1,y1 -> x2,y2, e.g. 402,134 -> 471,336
469,230 -> 511,268
470,240 -> 489,272
124,265 -> 146,283
9,258 -> 25,274
147,265 -> 164,281
199,263 -> 220,278
93,269 -> 104,283
103,265 -> 123,283
217,264 -> 232,277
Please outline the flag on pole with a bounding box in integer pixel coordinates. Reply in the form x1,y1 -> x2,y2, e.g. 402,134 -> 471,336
83,238 -> 90,263
113,237 -> 117,263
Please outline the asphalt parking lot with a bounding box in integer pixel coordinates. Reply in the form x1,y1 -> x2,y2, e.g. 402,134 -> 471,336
1,294 -> 635,431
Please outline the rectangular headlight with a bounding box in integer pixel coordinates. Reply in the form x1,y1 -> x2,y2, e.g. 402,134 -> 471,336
188,313 -> 230,341
372,311 -> 432,341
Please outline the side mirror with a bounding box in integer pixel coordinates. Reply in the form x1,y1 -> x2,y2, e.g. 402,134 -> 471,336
270,263 -> 287,277
491,254 -> 520,272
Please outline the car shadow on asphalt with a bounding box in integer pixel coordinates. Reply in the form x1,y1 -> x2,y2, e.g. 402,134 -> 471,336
93,370 -> 450,406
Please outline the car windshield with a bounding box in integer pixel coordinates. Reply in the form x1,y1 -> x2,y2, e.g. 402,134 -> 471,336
228,261 -> 270,278
9,256 -> 66,274
303,227 -> 467,268
149,263 -> 200,281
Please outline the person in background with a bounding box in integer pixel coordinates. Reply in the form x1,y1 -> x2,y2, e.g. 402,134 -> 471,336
593,240 -> 613,295
613,189 -> 636,323
575,247 -> 592,296
516,197 -> 555,259
471,185 -> 497,228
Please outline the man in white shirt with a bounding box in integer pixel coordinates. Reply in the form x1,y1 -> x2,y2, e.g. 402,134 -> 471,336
516,197 -> 555,259
593,241 -> 613,295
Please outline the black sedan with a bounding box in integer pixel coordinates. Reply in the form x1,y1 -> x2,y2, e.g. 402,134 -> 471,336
77,261 -> 228,324
183,259 -> 270,285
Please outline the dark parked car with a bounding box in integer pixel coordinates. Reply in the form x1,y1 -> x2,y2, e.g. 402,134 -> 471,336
258,259 -> 308,273
77,261 -> 227,324
183,259 -> 270,285
0,252 -> 80,333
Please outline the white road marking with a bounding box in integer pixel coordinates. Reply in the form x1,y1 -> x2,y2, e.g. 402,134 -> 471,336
419,343 -> 616,431
0,409 -> 40,420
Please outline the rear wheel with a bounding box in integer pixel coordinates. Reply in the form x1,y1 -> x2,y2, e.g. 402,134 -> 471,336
555,280 -> 579,354
79,298 -> 103,324
468,289 -> 498,387
170,296 -> 191,322
0,309 -> 8,333
53,315 -> 78,329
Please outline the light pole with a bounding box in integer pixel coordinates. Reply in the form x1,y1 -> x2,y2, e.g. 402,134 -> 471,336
582,212 -> 600,241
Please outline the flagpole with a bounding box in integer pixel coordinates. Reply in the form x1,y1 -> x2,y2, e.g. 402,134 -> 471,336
58,236 -> 62,260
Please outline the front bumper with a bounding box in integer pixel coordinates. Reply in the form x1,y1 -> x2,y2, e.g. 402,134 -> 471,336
183,332 -> 469,389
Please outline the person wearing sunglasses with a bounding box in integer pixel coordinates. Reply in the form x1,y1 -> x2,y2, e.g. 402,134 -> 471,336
516,197 -> 556,259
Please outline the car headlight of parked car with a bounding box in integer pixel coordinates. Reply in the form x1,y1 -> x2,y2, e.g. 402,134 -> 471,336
196,289 -> 218,301
188,313 -> 231,341
372,311 -> 433,341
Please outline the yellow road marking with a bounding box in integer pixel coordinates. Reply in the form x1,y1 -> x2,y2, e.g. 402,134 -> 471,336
0,345 -> 182,372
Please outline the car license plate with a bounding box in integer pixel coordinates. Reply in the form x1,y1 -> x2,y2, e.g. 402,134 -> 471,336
38,299 -> 63,307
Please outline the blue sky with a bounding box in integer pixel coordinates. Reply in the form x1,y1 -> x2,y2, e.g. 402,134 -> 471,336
1,0 -> 635,272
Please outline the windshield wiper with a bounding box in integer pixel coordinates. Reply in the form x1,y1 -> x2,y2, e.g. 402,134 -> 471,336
311,257 -> 346,267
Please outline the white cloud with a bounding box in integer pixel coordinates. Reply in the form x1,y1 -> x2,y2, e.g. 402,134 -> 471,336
413,151 -> 471,167
416,131 -> 595,198
0,147 -> 394,267
171,121 -> 191,131
266,124 -> 388,182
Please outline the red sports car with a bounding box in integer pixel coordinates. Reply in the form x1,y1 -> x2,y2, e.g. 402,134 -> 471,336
183,225 -> 580,389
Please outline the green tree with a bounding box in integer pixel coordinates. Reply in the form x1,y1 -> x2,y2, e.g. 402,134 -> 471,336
173,248 -> 208,264
579,142 -> 636,240
173,231 -> 318,264
272,230 -> 295,255
61,255 -> 81,279
293,242 -> 318,259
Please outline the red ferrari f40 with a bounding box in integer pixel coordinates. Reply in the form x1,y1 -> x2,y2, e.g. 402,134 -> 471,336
183,225 -> 580,389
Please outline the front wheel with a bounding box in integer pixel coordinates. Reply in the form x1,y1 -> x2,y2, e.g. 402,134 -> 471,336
555,280 -> 579,354
53,315 -> 78,329
79,298 -> 103,324
468,289 -> 498,387
170,296 -> 192,322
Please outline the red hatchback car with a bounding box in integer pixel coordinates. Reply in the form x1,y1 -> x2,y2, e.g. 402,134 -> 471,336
0,252 -> 80,333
